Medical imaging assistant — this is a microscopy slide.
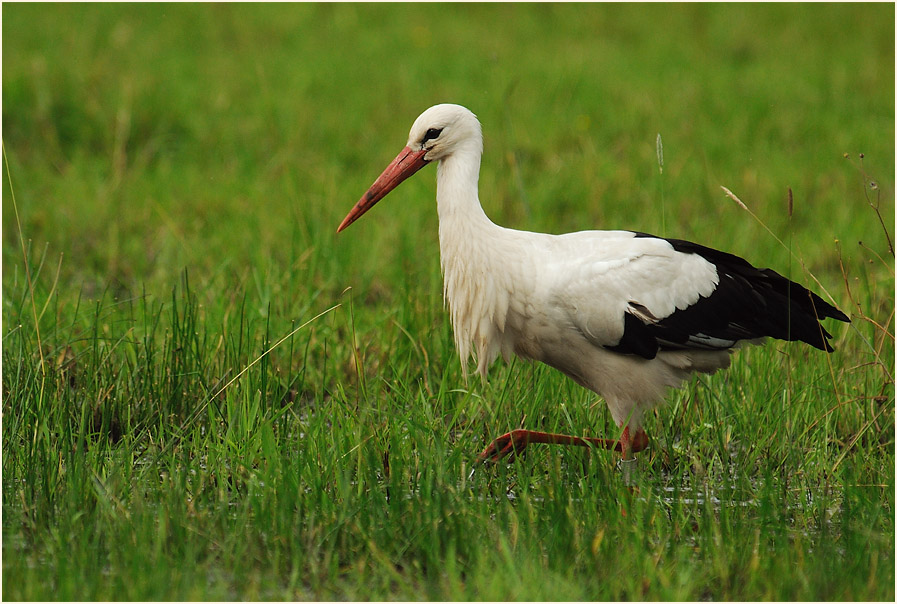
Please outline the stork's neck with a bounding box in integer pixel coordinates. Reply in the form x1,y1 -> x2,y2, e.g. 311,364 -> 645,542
435,143 -> 512,378
435,145 -> 492,227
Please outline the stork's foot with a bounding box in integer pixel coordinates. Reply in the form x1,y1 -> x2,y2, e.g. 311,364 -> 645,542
476,427 -> 649,464
477,429 -> 533,463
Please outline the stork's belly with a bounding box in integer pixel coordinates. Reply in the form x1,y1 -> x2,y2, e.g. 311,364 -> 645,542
515,330 -> 666,399
508,323 -> 730,428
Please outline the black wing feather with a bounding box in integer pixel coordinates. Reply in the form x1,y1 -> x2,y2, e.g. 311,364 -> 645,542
609,233 -> 849,359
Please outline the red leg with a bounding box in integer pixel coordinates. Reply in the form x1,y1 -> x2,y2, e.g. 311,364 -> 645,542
477,425 -> 649,464
619,425 -> 649,460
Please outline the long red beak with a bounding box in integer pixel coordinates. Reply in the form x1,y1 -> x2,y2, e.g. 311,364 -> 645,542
337,146 -> 430,233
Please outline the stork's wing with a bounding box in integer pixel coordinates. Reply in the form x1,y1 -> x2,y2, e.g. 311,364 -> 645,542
552,232 -> 849,360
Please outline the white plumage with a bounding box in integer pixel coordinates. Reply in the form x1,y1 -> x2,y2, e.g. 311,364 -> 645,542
338,104 -> 849,462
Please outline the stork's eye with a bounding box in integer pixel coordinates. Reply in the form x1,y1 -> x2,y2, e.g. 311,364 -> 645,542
423,128 -> 443,143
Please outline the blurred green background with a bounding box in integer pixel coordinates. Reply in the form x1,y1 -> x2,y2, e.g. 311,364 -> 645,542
4,3 -> 893,300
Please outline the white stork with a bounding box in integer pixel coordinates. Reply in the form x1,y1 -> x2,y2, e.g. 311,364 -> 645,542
337,104 -> 849,463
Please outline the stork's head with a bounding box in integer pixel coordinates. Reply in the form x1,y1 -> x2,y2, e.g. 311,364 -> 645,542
337,104 -> 481,232
406,103 -> 482,162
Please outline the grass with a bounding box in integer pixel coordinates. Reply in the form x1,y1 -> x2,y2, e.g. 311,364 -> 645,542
3,3 -> 894,600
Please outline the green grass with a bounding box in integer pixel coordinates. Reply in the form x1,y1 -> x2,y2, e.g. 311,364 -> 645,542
3,3 -> 894,600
